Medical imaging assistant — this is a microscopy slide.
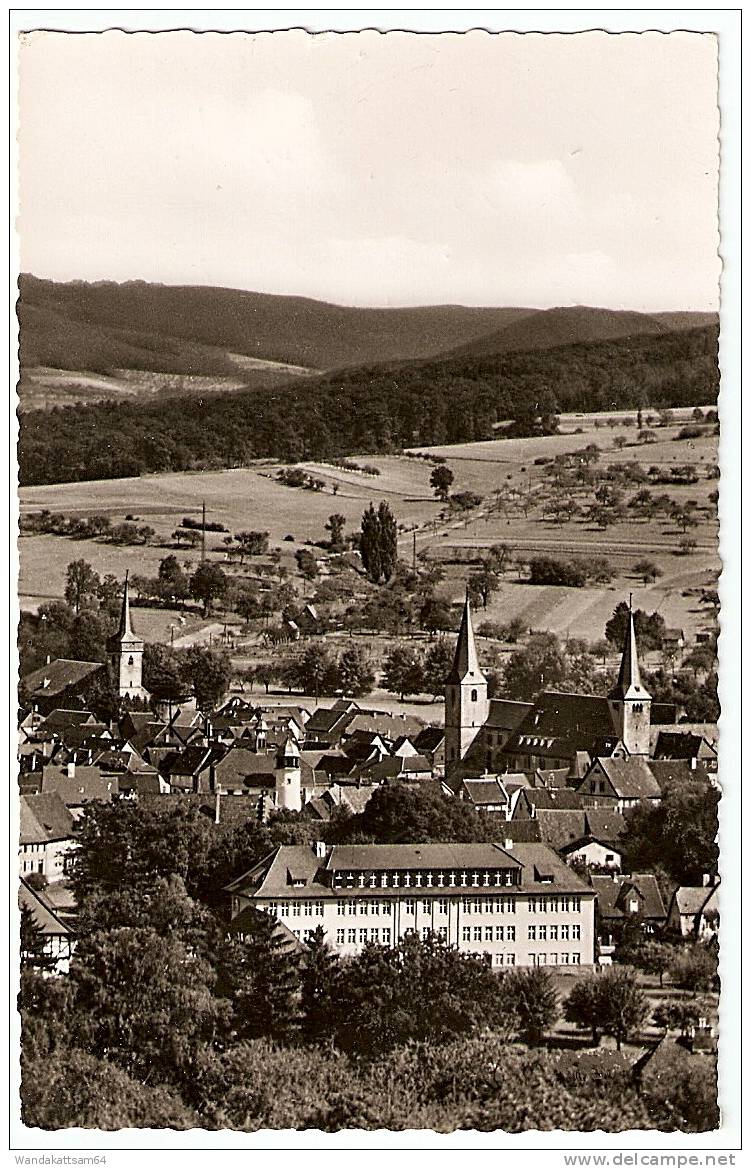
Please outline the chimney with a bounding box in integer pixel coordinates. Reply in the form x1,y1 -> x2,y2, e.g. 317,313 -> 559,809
66,761 -> 75,779
45,655 -> 51,666
702,872 -> 712,887
313,840 -> 327,859
504,838 -> 514,851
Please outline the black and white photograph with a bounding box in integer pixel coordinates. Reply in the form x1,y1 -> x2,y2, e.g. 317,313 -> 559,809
10,10 -> 741,1150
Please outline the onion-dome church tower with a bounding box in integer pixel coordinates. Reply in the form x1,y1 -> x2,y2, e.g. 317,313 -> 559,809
608,604 -> 652,756
107,573 -> 149,701
444,596 -> 490,772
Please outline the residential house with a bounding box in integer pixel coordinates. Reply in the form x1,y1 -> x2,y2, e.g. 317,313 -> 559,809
19,793 -> 76,882
19,878 -> 75,975
21,659 -> 107,718
590,873 -> 667,961
652,732 -> 718,773
457,777 -> 509,814
226,840 -> 596,968
576,757 -> 662,812
666,881 -> 720,941
558,837 -> 623,871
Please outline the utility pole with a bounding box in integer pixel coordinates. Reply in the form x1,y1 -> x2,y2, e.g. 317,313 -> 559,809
201,499 -> 206,563
412,531 -> 417,573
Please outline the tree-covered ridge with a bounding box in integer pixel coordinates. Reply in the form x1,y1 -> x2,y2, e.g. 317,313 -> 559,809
18,324 -> 718,486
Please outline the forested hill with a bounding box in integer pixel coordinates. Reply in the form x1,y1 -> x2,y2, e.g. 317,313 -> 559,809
18,324 -> 719,487
442,305 -> 719,361
18,275 -> 534,373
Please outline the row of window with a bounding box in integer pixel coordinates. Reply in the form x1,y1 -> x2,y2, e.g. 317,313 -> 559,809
529,953 -> 581,966
331,869 -> 519,890
336,928 -> 394,945
462,925 -> 517,942
263,896 -> 581,918
529,924 -> 581,941
461,897 -> 518,914
267,901 -> 325,916
527,896 -> 582,913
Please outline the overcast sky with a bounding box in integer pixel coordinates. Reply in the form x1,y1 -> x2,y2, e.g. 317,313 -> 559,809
18,30 -> 719,310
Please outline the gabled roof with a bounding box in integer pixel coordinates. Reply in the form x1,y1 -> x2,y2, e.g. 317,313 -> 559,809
583,757 -> 662,800
413,726 -> 445,754
534,810 -> 590,850
591,873 -> 667,921
36,709 -> 97,733
22,659 -> 104,699
460,778 -> 508,806
19,879 -> 72,937
534,767 -> 573,789
584,808 -> 627,842
20,793 -> 75,844
40,766 -> 119,805
559,836 -> 623,858
671,885 -> 719,917
498,820 -> 542,844
161,745 -> 223,778
518,788 -> 584,813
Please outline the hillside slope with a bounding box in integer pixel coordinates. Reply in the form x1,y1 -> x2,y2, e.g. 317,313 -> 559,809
443,305 -> 674,359
18,275 -> 534,374
19,324 -> 719,486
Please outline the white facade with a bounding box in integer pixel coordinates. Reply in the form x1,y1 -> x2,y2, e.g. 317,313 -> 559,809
228,842 -> 596,969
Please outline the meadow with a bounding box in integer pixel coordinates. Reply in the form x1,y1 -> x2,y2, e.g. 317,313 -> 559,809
18,407 -> 719,645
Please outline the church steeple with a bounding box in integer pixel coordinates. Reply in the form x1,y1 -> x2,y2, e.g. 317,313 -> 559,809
107,573 -> 148,701
608,600 -> 651,755
447,593 -> 483,684
116,571 -> 134,639
608,602 -> 649,701
444,595 -> 489,772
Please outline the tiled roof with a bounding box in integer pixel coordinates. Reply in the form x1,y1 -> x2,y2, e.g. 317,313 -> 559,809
20,793 -> 75,844
461,778 -> 508,806
591,874 -> 667,921
586,757 -> 662,800
672,885 -> 718,916
326,842 -> 521,873
413,726 -> 445,753
22,659 -> 104,699
534,810 -> 589,850
648,760 -> 711,789
37,709 -> 96,733
486,699 -> 534,730
653,732 -> 717,761
19,880 -> 71,937
505,693 -> 617,758
498,820 -> 542,844
227,840 -> 592,899
40,767 -> 119,804
584,808 -> 627,842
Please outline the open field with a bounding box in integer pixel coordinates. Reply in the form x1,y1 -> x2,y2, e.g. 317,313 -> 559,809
18,410 -> 719,642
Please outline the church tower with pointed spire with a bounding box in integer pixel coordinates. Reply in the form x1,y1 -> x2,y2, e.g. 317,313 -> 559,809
607,603 -> 651,755
107,573 -> 148,700
445,596 -> 490,771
